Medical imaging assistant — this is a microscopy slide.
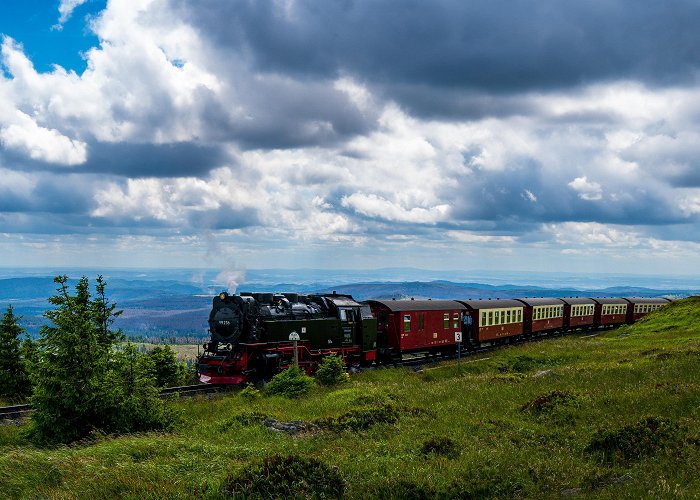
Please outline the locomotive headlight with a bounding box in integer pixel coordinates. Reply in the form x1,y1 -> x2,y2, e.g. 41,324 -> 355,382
219,292 -> 228,300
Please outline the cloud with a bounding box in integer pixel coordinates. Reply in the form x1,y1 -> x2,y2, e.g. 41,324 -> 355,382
178,1 -> 700,110
82,141 -> 227,177
55,0 -> 91,28
568,176 -> 603,201
341,193 -> 450,224
1,1 -> 700,271
0,111 -> 87,165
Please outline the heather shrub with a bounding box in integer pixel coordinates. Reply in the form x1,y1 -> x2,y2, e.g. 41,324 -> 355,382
222,454 -> 346,498
585,416 -> 685,463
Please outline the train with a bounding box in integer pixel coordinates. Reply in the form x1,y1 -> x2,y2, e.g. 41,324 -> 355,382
196,291 -> 670,384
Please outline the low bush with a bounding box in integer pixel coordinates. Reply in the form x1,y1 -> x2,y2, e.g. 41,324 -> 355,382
521,390 -> 581,414
265,367 -> 315,398
217,412 -> 268,431
238,383 -> 261,399
368,471 -> 525,500
420,436 -> 459,459
585,416 -> 685,463
316,354 -> 348,386
221,454 -> 346,498
316,403 -> 400,432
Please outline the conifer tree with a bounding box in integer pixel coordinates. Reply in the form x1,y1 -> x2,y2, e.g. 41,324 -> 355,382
145,345 -> 183,387
29,275 -> 173,444
109,342 -> 172,432
0,305 -> 31,399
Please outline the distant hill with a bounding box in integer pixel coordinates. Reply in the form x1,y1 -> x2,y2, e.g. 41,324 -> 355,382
0,272 -> 695,341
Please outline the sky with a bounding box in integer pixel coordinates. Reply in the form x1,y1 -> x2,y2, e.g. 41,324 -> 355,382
1,0 -> 700,275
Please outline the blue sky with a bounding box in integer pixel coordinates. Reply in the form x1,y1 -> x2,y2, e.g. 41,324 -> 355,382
0,1 -> 102,73
1,1 -> 700,275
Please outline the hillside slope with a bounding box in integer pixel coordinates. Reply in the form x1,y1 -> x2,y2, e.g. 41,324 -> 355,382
1,298 -> 699,498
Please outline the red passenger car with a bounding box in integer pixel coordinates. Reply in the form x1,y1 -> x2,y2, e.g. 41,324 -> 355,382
457,299 -> 524,343
623,297 -> 671,323
365,299 -> 464,361
593,298 -> 628,327
516,298 -> 565,335
560,297 -> 596,330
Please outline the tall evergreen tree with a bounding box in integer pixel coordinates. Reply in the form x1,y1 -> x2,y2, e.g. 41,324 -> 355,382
29,276 -> 113,443
0,305 -> 31,399
29,275 -> 172,444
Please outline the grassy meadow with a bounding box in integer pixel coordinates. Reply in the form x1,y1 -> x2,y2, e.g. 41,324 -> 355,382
1,297 -> 700,498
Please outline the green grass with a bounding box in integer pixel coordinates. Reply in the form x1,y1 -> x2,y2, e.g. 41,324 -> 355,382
2,297 -> 700,498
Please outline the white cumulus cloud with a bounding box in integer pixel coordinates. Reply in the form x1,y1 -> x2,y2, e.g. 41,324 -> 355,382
568,176 -> 603,201
0,111 -> 87,165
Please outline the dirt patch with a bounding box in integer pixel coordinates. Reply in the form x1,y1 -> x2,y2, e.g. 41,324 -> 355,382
264,418 -> 319,434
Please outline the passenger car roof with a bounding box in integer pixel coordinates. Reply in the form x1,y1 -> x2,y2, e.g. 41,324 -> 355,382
366,299 -> 465,312
457,299 -> 524,309
514,298 -> 566,306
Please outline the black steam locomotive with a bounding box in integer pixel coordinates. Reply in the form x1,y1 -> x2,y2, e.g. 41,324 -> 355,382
197,291 -> 377,384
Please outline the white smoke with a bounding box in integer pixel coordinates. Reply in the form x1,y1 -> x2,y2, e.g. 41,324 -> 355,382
215,266 -> 246,294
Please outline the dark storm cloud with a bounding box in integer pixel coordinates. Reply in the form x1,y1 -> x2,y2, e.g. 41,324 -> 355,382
619,138 -> 700,188
0,173 -> 93,214
379,85 -> 538,120
446,158 -> 688,227
176,0 -> 700,104
0,210 -> 198,235
0,140 -> 228,178
82,142 -> 227,178
230,83 -> 374,150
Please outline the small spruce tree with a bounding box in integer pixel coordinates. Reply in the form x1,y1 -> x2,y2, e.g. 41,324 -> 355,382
315,354 -> 347,386
0,305 -> 31,399
265,366 -> 315,398
107,342 -> 173,432
145,345 -> 182,387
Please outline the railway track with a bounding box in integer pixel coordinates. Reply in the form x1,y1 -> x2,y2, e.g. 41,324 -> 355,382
0,404 -> 32,420
160,383 -> 230,397
0,327 -> 610,421
0,384 -> 227,422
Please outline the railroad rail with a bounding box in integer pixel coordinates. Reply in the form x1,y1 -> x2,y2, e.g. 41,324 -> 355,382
0,404 -> 32,420
159,383 -> 229,397
0,384 -> 227,422
0,327 -> 610,421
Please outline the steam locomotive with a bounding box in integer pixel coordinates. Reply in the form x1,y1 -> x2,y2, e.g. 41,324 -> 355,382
197,291 -> 670,384
197,291 -> 377,384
